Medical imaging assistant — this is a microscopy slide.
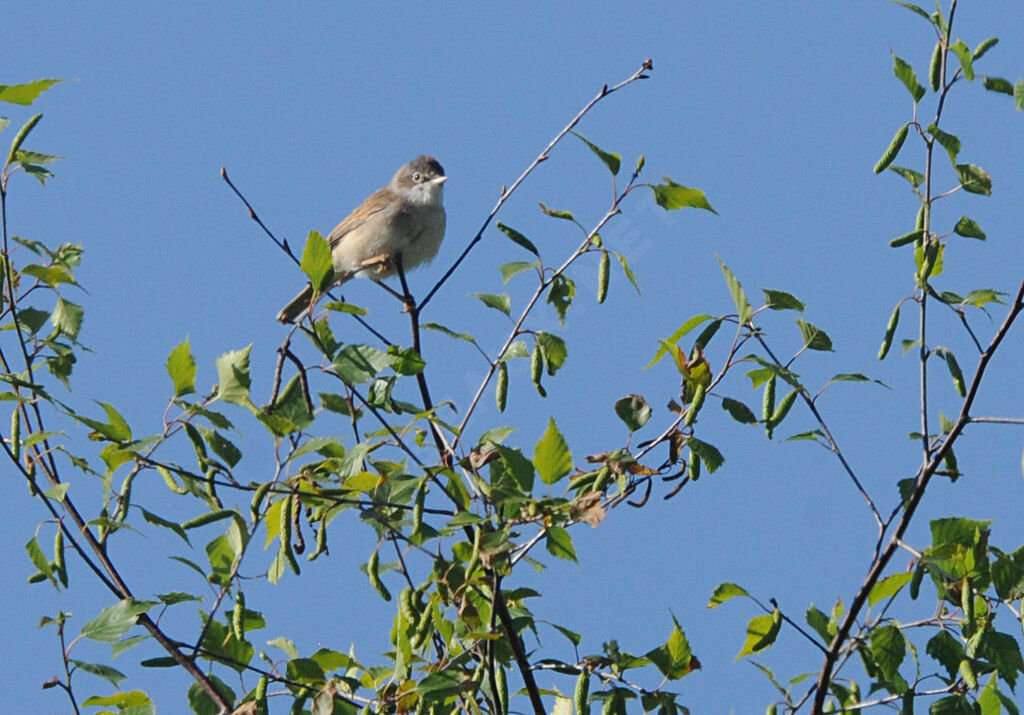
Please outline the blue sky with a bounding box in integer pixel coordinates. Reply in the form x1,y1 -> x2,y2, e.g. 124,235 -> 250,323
4,2 -> 1024,713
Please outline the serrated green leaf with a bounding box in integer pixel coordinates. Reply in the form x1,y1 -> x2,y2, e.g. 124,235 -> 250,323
688,437 -> 724,473
0,79 -> 63,106
868,573 -> 914,607
644,616 -> 694,680
496,222 -> 540,256
953,216 -> 985,239
612,251 -> 641,296
537,331 -> 567,375
870,624 -> 906,680
893,56 -> 927,102
651,177 -> 718,214
332,344 -> 391,385
499,260 -> 538,284
215,345 -> 252,406
737,609 -> 782,660
300,229 -> 333,292
538,202 -> 575,221
888,165 -> 925,187
547,274 -> 575,326
545,526 -> 577,562
717,257 -> 752,324
721,397 -> 758,424
956,164 -> 992,195
614,394 -> 651,433
421,321 -> 479,346
927,124 -> 961,164
81,599 -> 157,642
796,319 -> 833,351
708,582 -> 749,608
571,130 -> 621,176
472,292 -> 511,317
889,2 -> 932,23
50,298 -> 84,340
166,339 -> 197,397
948,40 -> 974,81
645,314 -> 713,369
387,345 -> 426,376
762,290 -> 804,312
534,417 -> 572,485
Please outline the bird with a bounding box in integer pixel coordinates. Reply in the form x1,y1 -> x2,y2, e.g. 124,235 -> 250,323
276,155 -> 447,323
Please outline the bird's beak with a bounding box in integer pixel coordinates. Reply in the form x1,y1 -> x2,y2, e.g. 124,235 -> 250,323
433,175 -> 448,185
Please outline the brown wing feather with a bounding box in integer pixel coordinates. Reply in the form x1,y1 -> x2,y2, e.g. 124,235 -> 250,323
327,186 -> 391,248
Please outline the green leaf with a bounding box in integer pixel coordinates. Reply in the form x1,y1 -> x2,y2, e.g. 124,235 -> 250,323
534,417 -> 573,485
69,660 -> 128,688
199,428 -> 242,468
983,76 -> 1015,95
0,79 -> 63,105
868,573 -> 914,607
537,331 -> 567,375
538,202 -> 575,221
870,624 -> 906,681
943,350 -> 966,396
332,344 -> 391,385
166,339 -> 197,397
796,319 -> 833,351
688,437 -> 724,473
571,130 -> 621,176
889,2 -> 932,23
614,394 -> 651,433
824,373 -> 889,390
25,536 -> 53,584
721,397 -> 758,424
81,690 -> 152,709
472,292 -> 511,317
953,216 -> 985,239
1015,80 -> 1024,111
139,507 -> 190,545
490,444 -> 536,493
496,222 -> 540,256
547,274 -> 575,326
948,40 -> 974,81
421,321 -> 479,347
612,251 -> 642,295
708,582 -> 749,608
955,164 -> 992,195
300,229 -> 333,292
736,609 -> 782,660
215,345 -> 252,406
893,55 -> 926,102
545,526 -> 577,562
387,345 -> 426,376
645,314 -> 713,369
81,599 -> 157,642
50,298 -> 84,340
888,165 -> 924,187
499,260 -> 538,284
717,257 -> 752,324
651,177 -> 718,214
762,290 -> 804,312
926,124 -> 961,164
644,616 -> 694,680
805,605 -> 832,642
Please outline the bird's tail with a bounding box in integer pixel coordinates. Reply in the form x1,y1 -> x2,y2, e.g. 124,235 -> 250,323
276,285 -> 315,324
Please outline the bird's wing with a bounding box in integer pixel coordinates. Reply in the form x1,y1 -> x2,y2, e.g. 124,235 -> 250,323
327,186 -> 392,248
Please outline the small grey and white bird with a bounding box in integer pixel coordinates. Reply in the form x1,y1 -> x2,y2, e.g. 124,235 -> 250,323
276,155 -> 447,323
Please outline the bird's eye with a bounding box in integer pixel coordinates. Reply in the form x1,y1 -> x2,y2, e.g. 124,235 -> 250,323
412,172 -> 422,182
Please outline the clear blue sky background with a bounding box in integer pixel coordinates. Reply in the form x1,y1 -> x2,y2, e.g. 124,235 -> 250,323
3,3 -> 1023,713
